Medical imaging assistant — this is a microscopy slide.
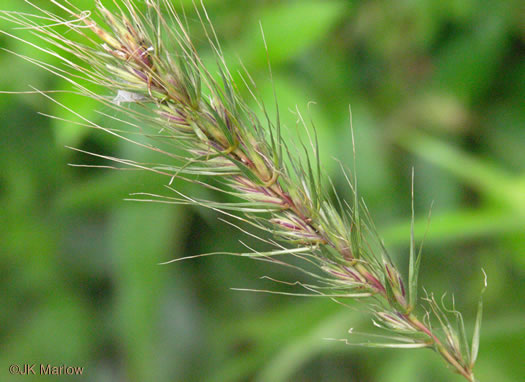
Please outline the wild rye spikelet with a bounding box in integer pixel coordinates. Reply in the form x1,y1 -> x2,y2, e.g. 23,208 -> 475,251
0,1 -> 486,381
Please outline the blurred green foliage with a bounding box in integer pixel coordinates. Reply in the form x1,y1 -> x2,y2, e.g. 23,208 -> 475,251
1,0 -> 524,381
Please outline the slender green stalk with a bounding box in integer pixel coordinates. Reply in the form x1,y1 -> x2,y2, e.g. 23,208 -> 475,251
0,1 -> 485,380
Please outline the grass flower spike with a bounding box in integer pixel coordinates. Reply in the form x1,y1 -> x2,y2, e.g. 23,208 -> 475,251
0,1 -> 487,381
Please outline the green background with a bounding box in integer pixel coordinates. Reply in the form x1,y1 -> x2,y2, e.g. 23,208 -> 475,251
1,0 -> 523,381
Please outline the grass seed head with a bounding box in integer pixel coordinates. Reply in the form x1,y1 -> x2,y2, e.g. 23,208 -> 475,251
0,2 -> 484,380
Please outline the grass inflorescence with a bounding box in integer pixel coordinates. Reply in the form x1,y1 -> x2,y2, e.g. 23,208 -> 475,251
0,1 -> 486,380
